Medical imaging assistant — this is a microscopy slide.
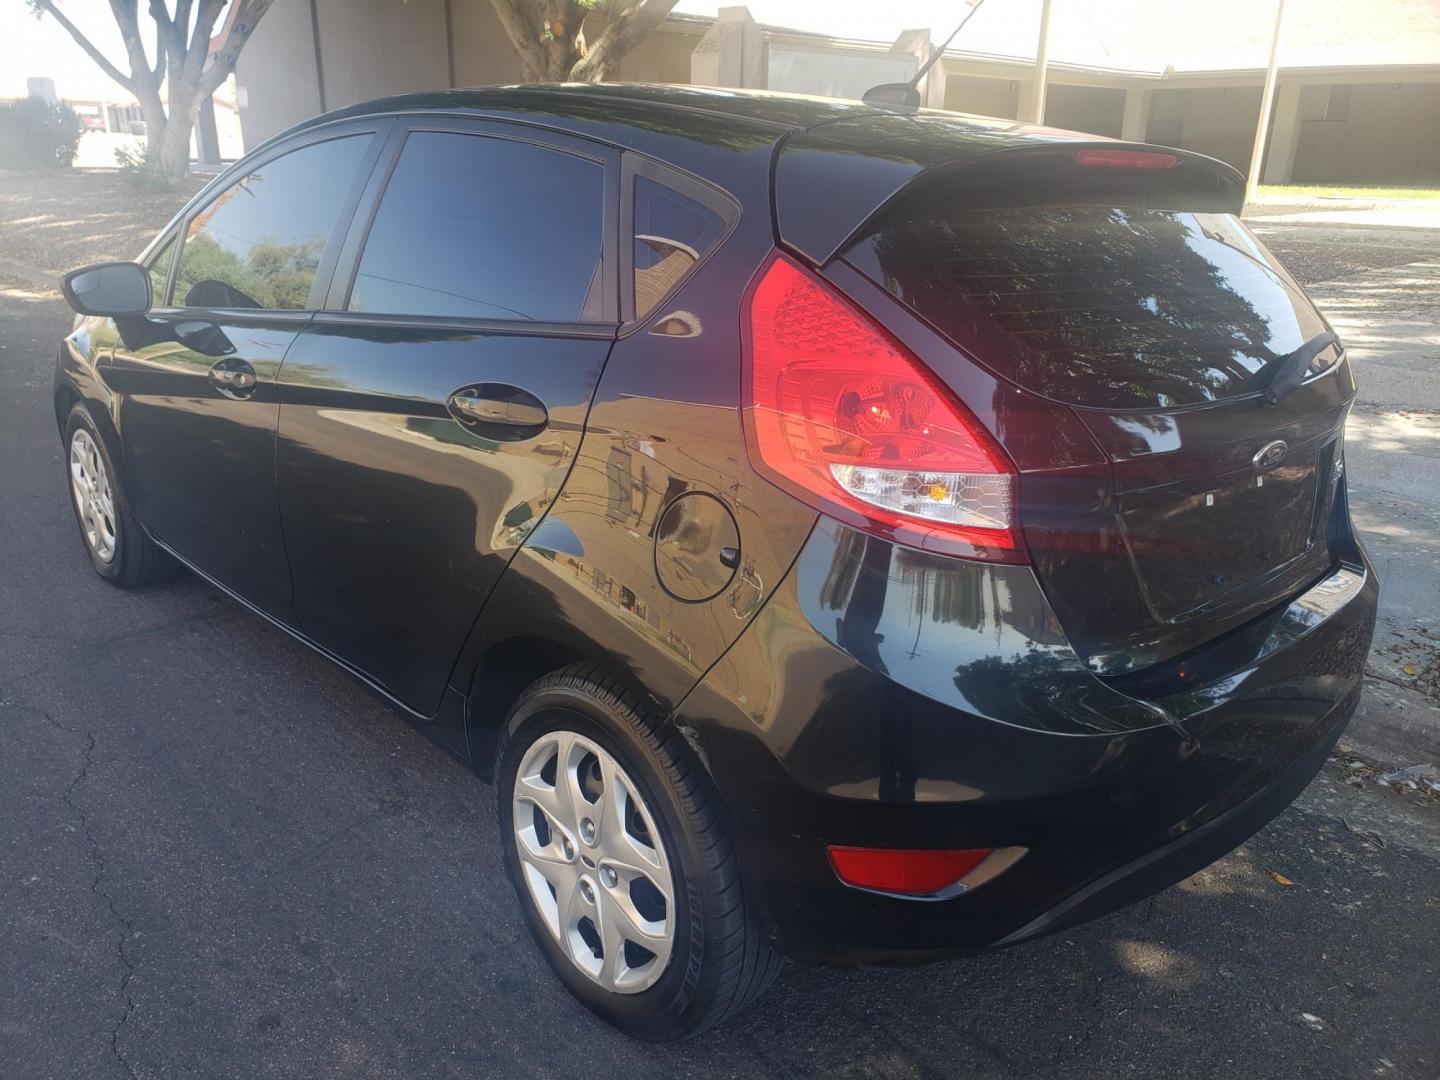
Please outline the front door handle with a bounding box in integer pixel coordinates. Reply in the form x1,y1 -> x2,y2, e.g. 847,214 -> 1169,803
209,359 -> 257,398
447,383 -> 549,436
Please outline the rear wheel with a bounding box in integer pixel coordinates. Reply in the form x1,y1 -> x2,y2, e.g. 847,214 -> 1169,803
496,664 -> 781,1040
64,406 -> 177,588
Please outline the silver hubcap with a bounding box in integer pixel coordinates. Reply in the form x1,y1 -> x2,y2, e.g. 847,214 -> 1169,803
512,730 -> 675,994
69,429 -> 117,564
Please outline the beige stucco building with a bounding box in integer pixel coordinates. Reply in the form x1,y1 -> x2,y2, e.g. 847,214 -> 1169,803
232,0 -> 1440,185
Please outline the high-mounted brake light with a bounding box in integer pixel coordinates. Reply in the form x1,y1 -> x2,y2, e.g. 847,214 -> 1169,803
741,253 -> 1025,563
1074,148 -> 1178,170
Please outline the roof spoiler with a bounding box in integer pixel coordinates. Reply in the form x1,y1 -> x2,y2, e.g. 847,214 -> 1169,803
773,117 -> 1245,266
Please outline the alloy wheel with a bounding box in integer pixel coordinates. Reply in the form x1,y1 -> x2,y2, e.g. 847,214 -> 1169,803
511,729 -> 675,994
69,428 -> 117,564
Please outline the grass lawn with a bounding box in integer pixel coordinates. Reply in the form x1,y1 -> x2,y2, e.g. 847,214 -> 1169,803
1254,183 -> 1440,202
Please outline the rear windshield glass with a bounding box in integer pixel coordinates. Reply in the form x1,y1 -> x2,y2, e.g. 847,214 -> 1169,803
846,203 -> 1331,409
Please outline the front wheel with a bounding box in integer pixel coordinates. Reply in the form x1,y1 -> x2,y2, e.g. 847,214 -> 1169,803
496,664 -> 781,1040
64,405 -> 178,588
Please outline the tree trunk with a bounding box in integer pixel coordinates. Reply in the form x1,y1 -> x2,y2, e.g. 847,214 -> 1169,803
149,92 -> 196,184
137,99 -> 167,172
34,0 -> 275,186
155,116 -> 193,183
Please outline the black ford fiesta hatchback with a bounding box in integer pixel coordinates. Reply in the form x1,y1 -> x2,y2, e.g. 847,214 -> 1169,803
53,85 -> 1376,1040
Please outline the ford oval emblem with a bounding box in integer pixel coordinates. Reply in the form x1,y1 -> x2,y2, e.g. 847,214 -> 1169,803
1254,439 -> 1288,472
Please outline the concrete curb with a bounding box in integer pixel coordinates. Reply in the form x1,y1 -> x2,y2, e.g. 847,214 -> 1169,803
1348,675 -> 1440,769
0,257 -> 59,292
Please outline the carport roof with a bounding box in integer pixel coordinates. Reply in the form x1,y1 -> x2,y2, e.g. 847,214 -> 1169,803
1060,0 -> 1440,74
686,0 -> 1440,76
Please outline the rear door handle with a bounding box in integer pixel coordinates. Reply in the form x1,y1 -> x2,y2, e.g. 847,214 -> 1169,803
447,384 -> 548,434
209,359 -> 257,398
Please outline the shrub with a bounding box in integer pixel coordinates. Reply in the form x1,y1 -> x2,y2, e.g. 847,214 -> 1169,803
115,140 -> 170,190
0,97 -> 83,170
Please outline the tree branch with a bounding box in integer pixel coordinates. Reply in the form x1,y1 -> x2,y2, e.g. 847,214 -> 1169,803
570,0 -> 678,81
176,0 -> 222,85
151,15 -> 166,86
197,0 -> 275,97
489,0 -> 550,82
147,0 -> 180,74
30,0 -> 136,93
107,0 -> 162,99
544,0 -> 587,80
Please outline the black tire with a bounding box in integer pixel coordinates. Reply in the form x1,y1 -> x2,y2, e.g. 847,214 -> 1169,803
63,405 -> 179,589
495,663 -> 781,1041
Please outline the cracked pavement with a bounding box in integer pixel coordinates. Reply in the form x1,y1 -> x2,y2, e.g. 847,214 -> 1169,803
2,227 -> 1439,1077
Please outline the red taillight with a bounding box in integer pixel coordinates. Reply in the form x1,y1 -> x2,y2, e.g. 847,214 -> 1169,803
741,253 -> 1024,563
827,846 -> 993,896
1074,148 -> 1178,170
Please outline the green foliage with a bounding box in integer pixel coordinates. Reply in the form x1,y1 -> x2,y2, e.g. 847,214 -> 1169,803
114,141 -> 173,191
0,97 -> 83,170
247,236 -> 324,309
173,231 -> 323,310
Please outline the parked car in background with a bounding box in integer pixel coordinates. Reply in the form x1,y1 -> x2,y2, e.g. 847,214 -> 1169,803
52,85 -> 1376,1040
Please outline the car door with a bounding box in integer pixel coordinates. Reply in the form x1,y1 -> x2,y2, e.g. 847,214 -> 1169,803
104,124 -> 387,620
275,119 -> 619,714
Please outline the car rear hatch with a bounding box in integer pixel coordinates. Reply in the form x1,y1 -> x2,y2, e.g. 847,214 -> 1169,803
822,132 -> 1354,673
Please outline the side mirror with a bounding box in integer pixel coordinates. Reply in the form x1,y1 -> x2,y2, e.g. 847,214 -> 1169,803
60,261 -> 151,318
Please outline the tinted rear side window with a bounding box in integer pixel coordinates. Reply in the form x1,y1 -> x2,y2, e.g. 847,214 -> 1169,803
632,175 -> 727,320
349,131 -> 605,321
847,202 -> 1330,409
174,134 -> 370,310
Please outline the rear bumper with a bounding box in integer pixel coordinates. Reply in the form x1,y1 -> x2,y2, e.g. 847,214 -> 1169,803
993,695 -> 1350,949
676,518 -> 1376,965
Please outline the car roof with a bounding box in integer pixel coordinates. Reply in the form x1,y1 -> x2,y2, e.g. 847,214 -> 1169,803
277,82 -> 1096,164
268,84 -> 1213,269
289,83 -> 878,138
273,81 -> 1093,187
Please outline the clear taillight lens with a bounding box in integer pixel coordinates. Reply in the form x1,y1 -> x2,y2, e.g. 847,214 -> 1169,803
741,253 -> 1025,563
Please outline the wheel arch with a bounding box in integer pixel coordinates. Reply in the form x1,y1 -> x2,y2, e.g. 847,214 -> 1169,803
463,633 -> 689,782
59,386 -> 133,494
464,636 -> 585,781
53,380 -> 80,437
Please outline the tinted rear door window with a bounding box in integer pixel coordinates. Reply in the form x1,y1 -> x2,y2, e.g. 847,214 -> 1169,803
174,134 -> 370,310
847,203 -> 1331,409
348,131 -> 605,321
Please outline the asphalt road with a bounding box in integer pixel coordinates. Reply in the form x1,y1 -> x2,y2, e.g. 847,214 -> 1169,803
2,288 -> 1437,1079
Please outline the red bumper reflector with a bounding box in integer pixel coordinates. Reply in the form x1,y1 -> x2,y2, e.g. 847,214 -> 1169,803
1074,148 -> 1178,170
827,846 -> 993,896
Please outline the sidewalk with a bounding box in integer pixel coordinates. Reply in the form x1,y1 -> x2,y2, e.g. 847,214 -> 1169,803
1306,260 -> 1440,764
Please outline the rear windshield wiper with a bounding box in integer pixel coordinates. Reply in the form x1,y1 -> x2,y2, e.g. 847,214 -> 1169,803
1262,332 -> 1340,405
